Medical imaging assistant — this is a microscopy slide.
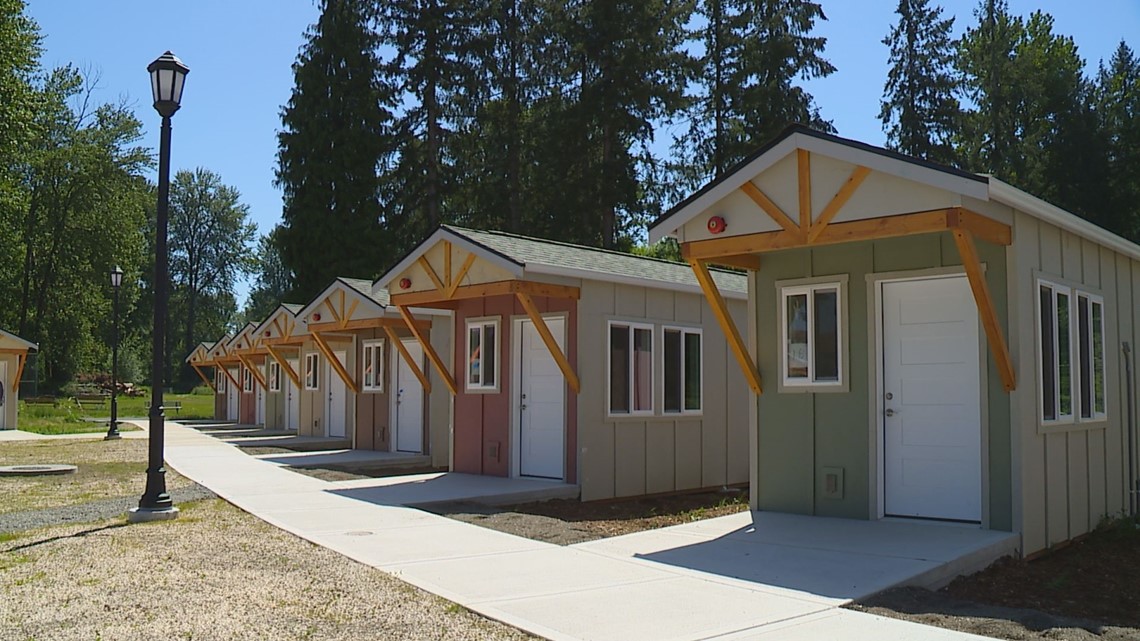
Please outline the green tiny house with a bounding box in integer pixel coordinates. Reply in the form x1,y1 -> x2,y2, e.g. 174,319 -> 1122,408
650,125 -> 1140,557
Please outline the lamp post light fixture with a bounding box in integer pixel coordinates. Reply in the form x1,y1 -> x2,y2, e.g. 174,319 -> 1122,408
129,51 -> 189,524
105,266 -> 124,441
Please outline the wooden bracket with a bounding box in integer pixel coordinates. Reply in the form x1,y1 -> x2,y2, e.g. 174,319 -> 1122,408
516,292 -> 580,394
13,353 -> 27,390
797,149 -> 811,240
447,253 -> 477,298
310,332 -> 360,395
689,259 -> 763,395
418,255 -> 447,294
191,364 -> 217,392
952,228 -> 1016,392
265,344 -> 301,388
236,353 -> 266,389
219,365 -> 242,390
740,181 -> 798,235
384,326 -> 432,393
807,165 -> 871,243
397,306 -> 457,395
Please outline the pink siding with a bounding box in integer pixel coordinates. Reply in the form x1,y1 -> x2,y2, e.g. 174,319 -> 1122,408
451,293 -> 577,482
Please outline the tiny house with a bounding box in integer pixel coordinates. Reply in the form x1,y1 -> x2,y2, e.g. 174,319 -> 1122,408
251,303 -> 304,431
0,329 -> 37,430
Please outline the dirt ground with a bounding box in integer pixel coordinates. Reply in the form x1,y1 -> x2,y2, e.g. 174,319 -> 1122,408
851,516 -> 1140,640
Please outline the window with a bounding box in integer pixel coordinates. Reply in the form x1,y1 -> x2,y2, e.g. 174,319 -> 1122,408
466,318 -> 499,391
268,361 -> 281,392
215,368 -> 226,394
362,339 -> 385,392
609,322 -> 654,415
1038,280 -> 1106,424
664,327 -> 702,413
780,282 -> 842,387
242,367 -> 253,393
304,352 -> 319,390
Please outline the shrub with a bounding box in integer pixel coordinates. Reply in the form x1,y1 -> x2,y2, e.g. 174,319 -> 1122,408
191,385 -> 213,396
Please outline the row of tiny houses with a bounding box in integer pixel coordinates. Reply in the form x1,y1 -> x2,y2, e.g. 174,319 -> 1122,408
648,125 -> 1140,557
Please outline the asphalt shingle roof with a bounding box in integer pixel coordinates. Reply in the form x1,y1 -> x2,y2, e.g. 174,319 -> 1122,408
444,226 -> 747,295
338,277 -> 390,307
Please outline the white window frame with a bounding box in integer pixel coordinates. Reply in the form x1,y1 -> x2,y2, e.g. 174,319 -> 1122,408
242,367 -> 253,393
1076,292 -> 1107,422
1036,278 -> 1108,427
466,317 -> 501,392
662,326 -> 702,415
268,361 -> 281,393
362,339 -> 385,393
304,352 -> 319,390
607,320 -> 655,417
215,368 -> 226,394
779,281 -> 845,389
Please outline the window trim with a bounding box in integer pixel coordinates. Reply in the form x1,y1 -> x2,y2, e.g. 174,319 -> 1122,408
215,368 -> 227,394
361,338 -> 385,393
465,317 -> 501,393
304,352 -> 319,390
777,278 -> 847,392
607,320 -> 656,417
242,367 -> 253,393
1077,292 -> 1107,422
268,361 -> 281,393
1036,276 -> 1108,429
662,325 -> 703,415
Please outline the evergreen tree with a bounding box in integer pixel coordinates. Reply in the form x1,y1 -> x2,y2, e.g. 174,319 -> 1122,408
276,0 -> 392,301
673,0 -> 835,191
1095,42 -> 1140,240
957,0 -> 1022,179
243,225 -> 294,323
879,0 -> 960,165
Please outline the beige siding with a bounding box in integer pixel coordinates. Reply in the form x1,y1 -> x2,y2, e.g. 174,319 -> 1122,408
576,280 -> 749,501
1011,210 -> 1136,555
1,353 -> 17,429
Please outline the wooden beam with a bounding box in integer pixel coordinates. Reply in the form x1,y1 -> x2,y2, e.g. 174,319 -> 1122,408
444,240 -> 452,288
236,353 -> 266,389
710,255 -> 761,271
265,344 -> 301,388
191,364 -> 217,392
740,182 -> 798,235
272,317 -> 286,340
307,317 -> 432,333
516,292 -> 581,394
310,331 -> 360,395
391,279 -> 581,308
324,297 -> 342,326
384,325 -> 432,393
0,348 -> 30,354
418,255 -> 447,294
219,364 -> 242,390
446,253 -> 477,298
807,165 -> 871,243
342,299 -> 360,328
13,354 -> 26,390
262,336 -> 307,347
952,228 -> 1016,392
397,306 -> 457,395
797,149 -> 811,238
948,208 -> 1012,246
688,259 -> 763,395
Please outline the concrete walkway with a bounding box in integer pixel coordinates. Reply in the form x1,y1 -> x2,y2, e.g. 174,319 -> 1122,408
152,420 -> 1005,641
0,428 -> 148,441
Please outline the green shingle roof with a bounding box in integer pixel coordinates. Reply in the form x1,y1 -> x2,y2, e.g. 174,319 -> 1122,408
444,226 -> 747,295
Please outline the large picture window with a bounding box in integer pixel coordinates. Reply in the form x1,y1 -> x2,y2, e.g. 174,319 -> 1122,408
304,352 -> 319,390
780,282 -> 842,388
609,322 -> 654,415
466,318 -> 499,391
1038,280 -> 1106,425
268,361 -> 281,392
664,327 -> 702,413
362,339 -> 385,392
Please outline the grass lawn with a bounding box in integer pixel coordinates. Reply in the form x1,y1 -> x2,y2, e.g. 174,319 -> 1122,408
17,392 -> 214,435
0,439 -> 194,515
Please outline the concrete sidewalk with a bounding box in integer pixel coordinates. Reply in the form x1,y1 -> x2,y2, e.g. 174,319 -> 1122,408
151,420 -> 1002,641
0,428 -> 148,441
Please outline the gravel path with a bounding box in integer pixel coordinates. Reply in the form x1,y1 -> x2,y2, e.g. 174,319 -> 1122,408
0,483 -> 216,533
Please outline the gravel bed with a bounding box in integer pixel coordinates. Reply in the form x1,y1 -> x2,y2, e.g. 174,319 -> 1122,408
0,483 -> 216,534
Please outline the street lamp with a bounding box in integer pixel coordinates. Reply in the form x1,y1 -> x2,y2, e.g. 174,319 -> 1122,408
130,51 -> 188,523
105,266 -> 124,441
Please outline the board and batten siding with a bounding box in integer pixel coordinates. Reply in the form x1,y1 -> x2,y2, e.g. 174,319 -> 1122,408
747,233 -> 1014,527
299,335 -> 355,440
576,281 -> 750,501
1009,211 -> 1137,555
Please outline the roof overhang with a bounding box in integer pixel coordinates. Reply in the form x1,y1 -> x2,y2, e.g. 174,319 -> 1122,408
0,329 -> 37,352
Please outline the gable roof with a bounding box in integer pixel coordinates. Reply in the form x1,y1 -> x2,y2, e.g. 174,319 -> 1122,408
226,323 -> 259,352
184,341 -> 212,364
0,328 -> 37,352
251,303 -> 306,341
378,225 -> 748,298
296,276 -> 392,323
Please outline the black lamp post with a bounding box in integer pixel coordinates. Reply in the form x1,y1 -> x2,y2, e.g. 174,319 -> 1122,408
105,266 -> 124,440
130,51 -> 188,523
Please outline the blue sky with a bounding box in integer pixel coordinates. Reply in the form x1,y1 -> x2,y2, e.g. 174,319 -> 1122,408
27,0 -> 1139,304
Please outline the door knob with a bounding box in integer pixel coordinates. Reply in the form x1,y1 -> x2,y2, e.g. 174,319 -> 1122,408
521,404 -> 527,410
885,408 -> 896,417
885,392 -> 893,400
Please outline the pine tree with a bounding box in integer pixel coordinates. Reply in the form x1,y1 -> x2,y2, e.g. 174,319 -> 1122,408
957,0 -> 1022,180
673,0 -> 835,191
879,0 -> 960,165
1095,42 -> 1140,240
275,0 -> 392,301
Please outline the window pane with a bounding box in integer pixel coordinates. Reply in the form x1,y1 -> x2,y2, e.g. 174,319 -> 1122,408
1093,301 -> 1105,415
364,346 -> 374,388
1040,286 -> 1056,420
634,328 -> 653,411
468,326 -> 481,385
664,330 -> 681,413
1078,297 -> 1091,418
786,293 -> 809,379
1058,292 -> 1071,417
610,325 -> 630,413
684,332 -> 702,411
484,324 -> 497,387
813,289 -> 839,382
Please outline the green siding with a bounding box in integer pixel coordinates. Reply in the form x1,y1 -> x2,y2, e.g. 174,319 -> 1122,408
754,233 -> 1013,530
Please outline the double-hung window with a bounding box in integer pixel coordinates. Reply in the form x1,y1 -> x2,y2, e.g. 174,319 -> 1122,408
608,322 -> 654,415
268,361 -> 281,392
362,339 -> 385,392
304,352 -> 319,390
466,318 -> 499,391
663,327 -> 702,413
780,282 -> 843,388
216,369 -> 226,394
242,367 -> 253,392
1038,279 -> 1106,425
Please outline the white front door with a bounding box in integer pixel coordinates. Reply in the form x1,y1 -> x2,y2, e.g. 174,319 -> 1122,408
517,317 -> 566,479
0,361 -> 7,430
326,351 -> 347,437
394,339 -> 424,453
226,369 -> 239,421
882,276 -> 982,522
286,359 -> 300,431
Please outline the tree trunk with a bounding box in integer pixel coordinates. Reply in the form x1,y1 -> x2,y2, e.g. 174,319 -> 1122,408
505,0 -> 522,233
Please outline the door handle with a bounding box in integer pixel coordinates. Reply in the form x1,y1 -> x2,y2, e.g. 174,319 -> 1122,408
885,408 -> 896,417
521,404 -> 527,410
